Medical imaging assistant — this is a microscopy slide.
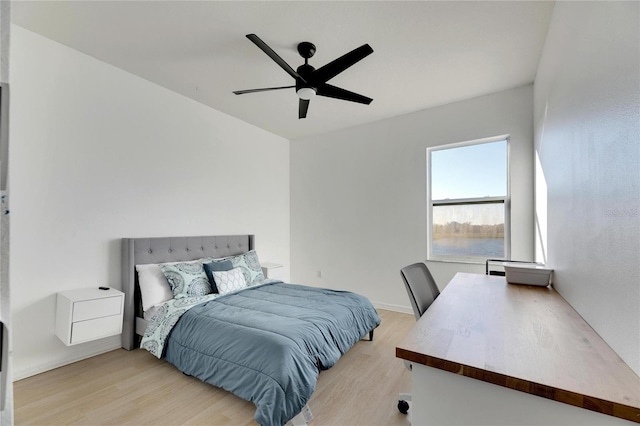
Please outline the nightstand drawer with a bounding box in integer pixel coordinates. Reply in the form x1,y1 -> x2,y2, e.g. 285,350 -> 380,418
73,296 -> 122,322
71,315 -> 122,344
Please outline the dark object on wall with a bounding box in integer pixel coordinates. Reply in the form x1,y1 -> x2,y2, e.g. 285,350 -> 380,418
0,321 -> 6,410
233,34 -> 373,119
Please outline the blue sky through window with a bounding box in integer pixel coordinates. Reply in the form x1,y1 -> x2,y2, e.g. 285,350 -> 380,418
431,140 -> 507,200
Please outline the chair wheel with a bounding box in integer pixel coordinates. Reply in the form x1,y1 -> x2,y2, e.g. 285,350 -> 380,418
398,399 -> 409,414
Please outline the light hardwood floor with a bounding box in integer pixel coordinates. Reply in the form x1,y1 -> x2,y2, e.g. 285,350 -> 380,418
14,309 -> 414,426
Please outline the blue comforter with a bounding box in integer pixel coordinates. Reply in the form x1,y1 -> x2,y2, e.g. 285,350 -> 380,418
162,282 -> 381,426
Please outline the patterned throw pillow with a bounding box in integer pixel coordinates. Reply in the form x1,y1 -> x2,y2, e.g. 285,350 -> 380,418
203,259 -> 234,293
228,250 -> 265,285
212,267 -> 248,294
160,262 -> 212,298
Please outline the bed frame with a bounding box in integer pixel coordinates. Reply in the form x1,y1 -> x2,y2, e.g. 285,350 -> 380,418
121,235 -> 255,350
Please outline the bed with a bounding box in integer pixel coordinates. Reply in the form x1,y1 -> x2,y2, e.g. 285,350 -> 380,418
121,235 -> 381,426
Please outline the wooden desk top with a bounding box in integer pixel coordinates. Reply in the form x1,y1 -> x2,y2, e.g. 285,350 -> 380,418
396,273 -> 640,423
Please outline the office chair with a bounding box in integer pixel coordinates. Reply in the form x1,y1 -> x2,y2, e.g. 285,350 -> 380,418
397,262 -> 441,415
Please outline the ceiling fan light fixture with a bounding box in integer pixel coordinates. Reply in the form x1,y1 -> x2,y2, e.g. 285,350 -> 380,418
296,87 -> 316,100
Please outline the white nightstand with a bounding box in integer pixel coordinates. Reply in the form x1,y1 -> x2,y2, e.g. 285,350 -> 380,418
55,287 -> 125,346
261,262 -> 285,280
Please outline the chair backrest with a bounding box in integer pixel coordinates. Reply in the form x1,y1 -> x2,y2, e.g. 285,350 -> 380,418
400,262 -> 441,320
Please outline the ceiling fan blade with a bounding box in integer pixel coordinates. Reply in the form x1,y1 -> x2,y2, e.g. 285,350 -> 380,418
233,85 -> 295,95
311,44 -> 373,85
316,84 -> 373,105
299,99 -> 310,119
246,34 -> 306,83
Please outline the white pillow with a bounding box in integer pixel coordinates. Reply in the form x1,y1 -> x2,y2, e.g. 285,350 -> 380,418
212,267 -> 248,294
135,264 -> 174,312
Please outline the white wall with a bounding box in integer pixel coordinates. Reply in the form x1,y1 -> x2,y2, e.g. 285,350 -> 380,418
534,2 -> 640,375
9,26 -> 290,379
291,85 -> 534,312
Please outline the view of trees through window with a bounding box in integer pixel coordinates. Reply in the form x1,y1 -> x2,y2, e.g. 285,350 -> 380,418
432,202 -> 505,257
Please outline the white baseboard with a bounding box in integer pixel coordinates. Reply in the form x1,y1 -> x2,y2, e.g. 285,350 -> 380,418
372,301 -> 413,315
13,340 -> 121,381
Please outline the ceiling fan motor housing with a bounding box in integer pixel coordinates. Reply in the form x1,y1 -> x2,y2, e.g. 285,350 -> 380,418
296,63 -> 317,93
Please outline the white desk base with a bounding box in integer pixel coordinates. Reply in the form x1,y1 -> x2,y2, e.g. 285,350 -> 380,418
412,364 -> 633,425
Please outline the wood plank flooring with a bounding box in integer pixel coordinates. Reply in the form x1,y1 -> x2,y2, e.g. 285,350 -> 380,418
14,309 -> 414,426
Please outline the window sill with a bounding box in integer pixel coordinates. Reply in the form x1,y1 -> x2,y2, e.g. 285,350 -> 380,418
426,258 -> 486,265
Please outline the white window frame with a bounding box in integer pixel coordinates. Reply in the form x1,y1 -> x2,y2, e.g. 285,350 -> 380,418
427,135 -> 511,263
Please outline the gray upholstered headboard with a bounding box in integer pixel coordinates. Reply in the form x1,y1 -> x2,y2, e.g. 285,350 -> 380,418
121,235 -> 255,350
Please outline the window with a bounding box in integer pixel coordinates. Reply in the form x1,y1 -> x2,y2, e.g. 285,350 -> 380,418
427,137 -> 509,261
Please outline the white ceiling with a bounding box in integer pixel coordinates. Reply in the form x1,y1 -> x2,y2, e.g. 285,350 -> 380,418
12,1 -> 555,140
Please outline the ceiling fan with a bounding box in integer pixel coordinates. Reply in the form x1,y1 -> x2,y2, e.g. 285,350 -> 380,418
233,34 -> 374,119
